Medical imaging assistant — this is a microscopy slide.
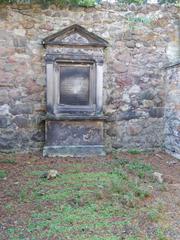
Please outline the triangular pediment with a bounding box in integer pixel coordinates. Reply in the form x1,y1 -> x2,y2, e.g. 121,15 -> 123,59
42,24 -> 109,48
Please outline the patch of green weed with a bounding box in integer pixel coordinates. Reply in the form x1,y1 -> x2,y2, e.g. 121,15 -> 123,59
4,203 -> 14,214
127,161 -> 153,178
0,169 -> 7,179
147,208 -> 160,222
19,188 -> 29,202
0,159 -> 16,164
156,227 -> 168,240
126,237 -> 141,240
127,149 -> 144,154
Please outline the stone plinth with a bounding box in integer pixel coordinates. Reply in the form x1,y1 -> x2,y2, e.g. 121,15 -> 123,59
43,120 -> 105,157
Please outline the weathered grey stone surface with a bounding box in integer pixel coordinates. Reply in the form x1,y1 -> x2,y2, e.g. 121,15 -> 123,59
45,121 -> 103,146
164,65 -> 180,159
43,145 -> 105,157
44,120 -> 105,156
0,3 -> 179,155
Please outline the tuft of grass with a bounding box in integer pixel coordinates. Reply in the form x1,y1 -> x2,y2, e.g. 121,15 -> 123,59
111,158 -> 130,166
147,208 -> 160,222
156,227 -> 169,240
0,159 -> 16,164
126,237 -> 141,240
5,203 -> 15,214
127,161 -> 153,179
19,188 -> 29,202
0,169 -> 7,179
127,149 -> 144,155
111,158 -> 153,179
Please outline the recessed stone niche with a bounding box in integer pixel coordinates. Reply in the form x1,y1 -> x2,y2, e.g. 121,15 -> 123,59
42,24 -> 108,157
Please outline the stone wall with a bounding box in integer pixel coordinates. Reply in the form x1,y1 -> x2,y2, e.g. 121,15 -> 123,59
0,3 -> 179,153
164,64 -> 180,159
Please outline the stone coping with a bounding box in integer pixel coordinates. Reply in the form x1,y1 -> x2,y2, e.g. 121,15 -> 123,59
45,113 -> 106,121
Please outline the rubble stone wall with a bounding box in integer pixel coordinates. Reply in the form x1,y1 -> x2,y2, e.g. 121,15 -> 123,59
0,3 -> 179,153
164,65 -> 180,159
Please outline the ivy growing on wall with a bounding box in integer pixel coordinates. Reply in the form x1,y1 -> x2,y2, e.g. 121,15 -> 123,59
118,0 -> 144,4
0,0 -> 97,7
0,0 -> 178,6
118,0 -> 177,3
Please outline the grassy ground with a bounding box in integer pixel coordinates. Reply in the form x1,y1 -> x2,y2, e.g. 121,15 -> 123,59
0,151 -> 179,240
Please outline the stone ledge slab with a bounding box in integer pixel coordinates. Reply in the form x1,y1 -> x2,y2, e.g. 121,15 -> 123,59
43,145 -> 106,157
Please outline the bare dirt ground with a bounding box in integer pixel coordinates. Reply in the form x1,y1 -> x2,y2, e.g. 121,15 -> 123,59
118,151 -> 180,240
0,150 -> 179,240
